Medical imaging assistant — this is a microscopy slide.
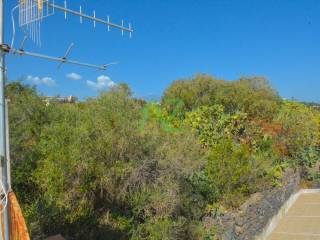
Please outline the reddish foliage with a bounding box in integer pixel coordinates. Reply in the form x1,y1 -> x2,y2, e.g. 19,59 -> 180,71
252,119 -> 289,156
253,119 -> 284,138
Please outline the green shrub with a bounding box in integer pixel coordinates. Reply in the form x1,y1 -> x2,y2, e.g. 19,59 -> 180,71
188,171 -> 219,204
205,140 -> 272,207
131,217 -> 185,240
296,146 -> 319,167
187,221 -> 217,240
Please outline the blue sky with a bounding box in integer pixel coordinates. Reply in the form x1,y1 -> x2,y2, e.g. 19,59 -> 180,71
4,0 -> 320,102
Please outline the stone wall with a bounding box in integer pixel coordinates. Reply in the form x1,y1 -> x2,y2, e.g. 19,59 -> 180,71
209,168 -> 300,240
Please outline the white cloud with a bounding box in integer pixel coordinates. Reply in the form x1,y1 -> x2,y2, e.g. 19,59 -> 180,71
27,75 -> 56,87
66,72 -> 82,80
86,75 -> 117,91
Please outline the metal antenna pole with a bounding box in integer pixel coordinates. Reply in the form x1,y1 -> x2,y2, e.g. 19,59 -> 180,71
0,0 -> 10,239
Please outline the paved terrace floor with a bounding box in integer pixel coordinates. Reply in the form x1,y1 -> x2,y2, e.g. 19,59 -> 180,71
268,192 -> 320,240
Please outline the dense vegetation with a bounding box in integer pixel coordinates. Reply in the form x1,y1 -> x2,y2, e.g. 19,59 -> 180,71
7,75 -> 320,239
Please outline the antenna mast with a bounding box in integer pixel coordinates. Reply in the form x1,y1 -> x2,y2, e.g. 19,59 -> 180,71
0,1 -> 135,239
0,1 -> 10,239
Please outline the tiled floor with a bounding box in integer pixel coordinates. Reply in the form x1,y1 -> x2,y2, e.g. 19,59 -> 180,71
268,193 -> 320,240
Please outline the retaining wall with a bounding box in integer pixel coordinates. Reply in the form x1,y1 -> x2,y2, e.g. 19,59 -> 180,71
211,168 -> 301,240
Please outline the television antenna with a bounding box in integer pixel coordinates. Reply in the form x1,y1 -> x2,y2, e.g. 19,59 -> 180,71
0,1 -> 134,239
7,0 -> 134,70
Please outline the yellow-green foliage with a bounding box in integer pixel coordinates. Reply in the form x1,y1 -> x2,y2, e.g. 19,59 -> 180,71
276,101 -> 319,157
185,105 -> 248,147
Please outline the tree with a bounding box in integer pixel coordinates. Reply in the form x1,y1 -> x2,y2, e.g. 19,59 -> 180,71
163,74 -> 281,118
